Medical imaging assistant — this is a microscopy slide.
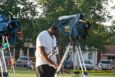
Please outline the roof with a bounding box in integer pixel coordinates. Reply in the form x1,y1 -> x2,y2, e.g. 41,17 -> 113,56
102,45 -> 115,55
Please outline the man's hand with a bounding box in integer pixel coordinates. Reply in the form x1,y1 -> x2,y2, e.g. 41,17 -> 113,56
51,64 -> 59,69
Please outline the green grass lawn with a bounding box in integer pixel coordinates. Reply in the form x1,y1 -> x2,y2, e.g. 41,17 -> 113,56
57,73 -> 115,77
8,68 -> 115,77
8,68 -> 36,77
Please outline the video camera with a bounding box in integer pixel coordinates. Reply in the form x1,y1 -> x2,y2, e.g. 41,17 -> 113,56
56,13 -> 91,40
0,14 -> 20,44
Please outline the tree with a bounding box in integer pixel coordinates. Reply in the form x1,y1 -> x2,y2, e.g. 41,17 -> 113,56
36,0 -> 110,23
107,21 -> 115,44
0,0 -> 38,18
85,22 -> 109,51
36,0 -> 111,50
0,0 -> 39,49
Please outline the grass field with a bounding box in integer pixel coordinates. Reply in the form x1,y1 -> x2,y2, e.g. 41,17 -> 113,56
8,68 -> 36,77
8,68 -> 115,77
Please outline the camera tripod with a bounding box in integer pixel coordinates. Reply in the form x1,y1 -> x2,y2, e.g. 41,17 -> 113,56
0,36 -> 16,77
54,41 -> 88,77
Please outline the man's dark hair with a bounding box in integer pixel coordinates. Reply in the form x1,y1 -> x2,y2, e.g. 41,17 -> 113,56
50,20 -> 59,30
50,26 -> 58,31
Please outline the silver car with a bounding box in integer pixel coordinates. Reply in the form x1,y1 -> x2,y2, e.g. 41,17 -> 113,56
98,60 -> 112,70
16,56 -> 29,67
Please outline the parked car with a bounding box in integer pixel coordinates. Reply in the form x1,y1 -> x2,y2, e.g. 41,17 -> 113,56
64,60 -> 73,69
98,60 -> 112,70
92,65 -> 100,70
16,56 -> 29,67
5,56 -> 11,66
80,60 -> 93,70
64,60 -> 93,70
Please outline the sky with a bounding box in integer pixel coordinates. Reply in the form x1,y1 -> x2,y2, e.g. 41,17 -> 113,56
104,0 -> 115,25
109,0 -> 115,16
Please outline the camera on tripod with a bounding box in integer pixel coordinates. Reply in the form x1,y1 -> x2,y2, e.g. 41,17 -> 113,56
0,14 -> 20,44
56,13 -> 91,40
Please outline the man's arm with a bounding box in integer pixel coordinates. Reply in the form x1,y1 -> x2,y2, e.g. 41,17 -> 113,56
37,46 -> 58,69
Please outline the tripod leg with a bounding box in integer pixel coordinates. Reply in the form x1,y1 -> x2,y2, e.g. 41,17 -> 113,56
76,46 -> 84,76
54,42 -> 71,77
78,46 -> 88,77
0,51 -> 4,77
2,36 -> 8,74
1,48 -> 8,77
76,45 -> 88,77
78,45 -> 87,71
6,36 -> 16,77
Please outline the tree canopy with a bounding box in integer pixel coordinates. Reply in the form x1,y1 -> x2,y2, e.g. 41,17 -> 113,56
36,0 -> 112,51
0,0 -> 39,48
0,0 -> 114,51
36,0 -> 110,23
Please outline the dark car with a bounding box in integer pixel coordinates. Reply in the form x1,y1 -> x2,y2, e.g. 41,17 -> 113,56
16,56 -> 29,67
64,60 -> 73,69
78,60 -> 93,70
83,60 -> 93,70
5,56 -> 11,66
